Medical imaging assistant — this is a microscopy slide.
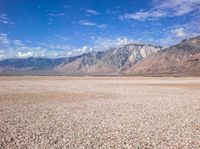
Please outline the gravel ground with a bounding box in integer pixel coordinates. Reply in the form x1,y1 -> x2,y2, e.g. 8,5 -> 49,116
0,77 -> 200,149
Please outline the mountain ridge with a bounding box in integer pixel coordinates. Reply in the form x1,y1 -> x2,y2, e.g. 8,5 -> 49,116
126,36 -> 200,76
0,36 -> 200,76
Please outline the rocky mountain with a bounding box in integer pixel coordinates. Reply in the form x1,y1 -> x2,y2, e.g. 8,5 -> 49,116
53,44 -> 161,75
126,36 -> 200,76
54,51 -> 105,74
88,44 -> 161,74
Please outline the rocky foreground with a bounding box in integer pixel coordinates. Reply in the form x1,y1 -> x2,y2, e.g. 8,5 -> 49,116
0,77 -> 200,148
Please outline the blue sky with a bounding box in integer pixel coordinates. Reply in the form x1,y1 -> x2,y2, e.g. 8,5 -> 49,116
0,0 -> 200,59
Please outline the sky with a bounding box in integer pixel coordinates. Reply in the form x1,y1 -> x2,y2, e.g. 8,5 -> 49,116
0,0 -> 200,59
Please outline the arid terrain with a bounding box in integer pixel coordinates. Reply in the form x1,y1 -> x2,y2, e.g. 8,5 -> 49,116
1,77 -> 200,148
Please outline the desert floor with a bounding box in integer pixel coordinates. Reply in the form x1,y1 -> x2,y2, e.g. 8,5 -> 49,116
0,77 -> 200,148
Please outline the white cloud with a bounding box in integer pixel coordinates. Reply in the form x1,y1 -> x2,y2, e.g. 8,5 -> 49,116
0,26 -> 198,60
97,24 -> 108,29
79,20 -> 96,26
48,13 -> 65,17
115,37 -> 137,45
0,33 -> 10,46
152,22 -> 200,46
17,51 -> 33,58
13,40 -> 24,46
0,50 -> 5,60
78,45 -> 92,53
120,9 -> 166,21
16,49 -> 61,58
0,34 -> 142,60
0,33 -> 73,59
163,13 -> 200,45
92,37 -> 139,51
0,13 -> 9,24
79,20 -> 108,29
118,0 -> 200,46
2,20 -> 8,24
71,45 -> 93,55
54,35 -> 69,41
172,27 -> 187,38
0,41 -> 93,59
86,9 -> 101,15
14,47 -> 70,59
157,0 -> 200,16
0,54 -> 4,60
120,0 -> 200,21
64,37 -> 138,56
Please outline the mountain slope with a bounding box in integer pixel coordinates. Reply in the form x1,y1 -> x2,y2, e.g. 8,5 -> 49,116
90,44 -> 161,73
127,36 -> 200,76
0,56 -> 82,75
55,44 -> 161,74
54,51 -> 105,74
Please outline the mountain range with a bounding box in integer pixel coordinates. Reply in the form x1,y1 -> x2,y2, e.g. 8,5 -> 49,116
0,36 -> 200,76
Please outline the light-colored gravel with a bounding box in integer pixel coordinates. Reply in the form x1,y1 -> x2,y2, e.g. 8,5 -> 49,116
0,77 -> 200,149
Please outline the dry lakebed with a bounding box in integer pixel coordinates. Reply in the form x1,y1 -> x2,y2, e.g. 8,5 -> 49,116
0,77 -> 200,148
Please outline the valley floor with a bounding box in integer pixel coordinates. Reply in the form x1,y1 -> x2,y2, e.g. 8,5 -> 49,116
0,77 -> 200,148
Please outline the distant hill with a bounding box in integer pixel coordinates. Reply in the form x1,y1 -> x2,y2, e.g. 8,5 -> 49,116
0,36 -> 200,76
0,56 -> 82,75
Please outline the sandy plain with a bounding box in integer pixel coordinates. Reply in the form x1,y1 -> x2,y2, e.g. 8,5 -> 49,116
0,76 -> 200,149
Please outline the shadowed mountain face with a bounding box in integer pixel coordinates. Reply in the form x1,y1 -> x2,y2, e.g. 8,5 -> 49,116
0,56 -> 82,75
54,52 -> 106,74
0,57 -> 65,69
127,36 -> 200,76
0,36 -> 200,76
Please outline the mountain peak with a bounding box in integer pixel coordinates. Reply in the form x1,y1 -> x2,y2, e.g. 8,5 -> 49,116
127,35 -> 200,76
